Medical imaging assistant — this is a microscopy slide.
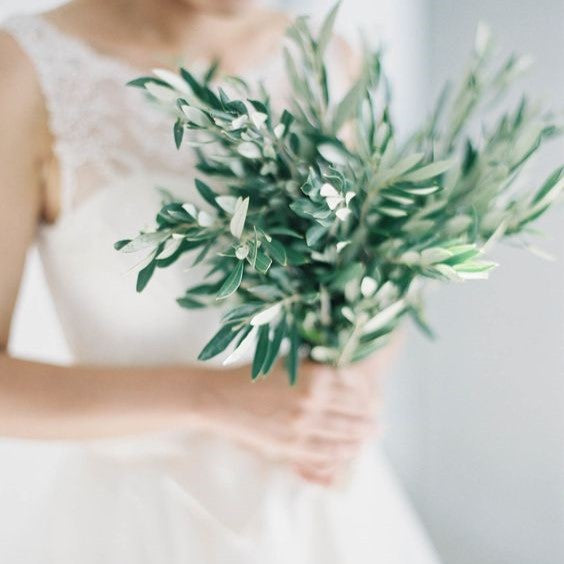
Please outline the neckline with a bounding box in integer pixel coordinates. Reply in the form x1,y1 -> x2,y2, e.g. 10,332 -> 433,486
27,12 -> 285,82
29,13 -> 156,78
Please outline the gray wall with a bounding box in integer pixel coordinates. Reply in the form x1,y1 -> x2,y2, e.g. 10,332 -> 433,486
384,1 -> 564,563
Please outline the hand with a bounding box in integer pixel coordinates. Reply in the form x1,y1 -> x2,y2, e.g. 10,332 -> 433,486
198,345 -> 396,487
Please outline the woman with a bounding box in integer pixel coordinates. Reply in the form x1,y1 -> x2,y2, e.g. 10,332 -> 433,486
0,0 -> 440,562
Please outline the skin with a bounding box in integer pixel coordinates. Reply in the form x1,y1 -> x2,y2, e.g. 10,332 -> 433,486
0,0 -> 396,486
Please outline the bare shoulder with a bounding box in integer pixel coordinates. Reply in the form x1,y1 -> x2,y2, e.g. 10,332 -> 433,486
0,31 -> 46,130
243,8 -> 291,46
0,30 -> 50,210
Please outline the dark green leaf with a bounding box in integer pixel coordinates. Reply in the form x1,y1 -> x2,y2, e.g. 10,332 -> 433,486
198,324 -> 240,361
114,239 -> 132,251
286,321 -> 300,386
306,224 -> 328,247
267,227 -> 302,239
176,296 -> 206,309
127,77 -> 170,89
136,260 -> 156,293
217,260 -> 244,299
255,249 -> 273,274
262,317 -> 287,375
252,324 -> 271,379
194,179 -> 222,210
179,68 -> 222,109
532,166 -> 564,204
174,119 -> 184,149
264,238 -> 287,266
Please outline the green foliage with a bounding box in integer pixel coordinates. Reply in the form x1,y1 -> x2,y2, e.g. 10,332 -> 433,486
119,5 -> 563,381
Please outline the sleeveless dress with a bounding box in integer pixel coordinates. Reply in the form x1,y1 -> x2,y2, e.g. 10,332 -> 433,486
1,14 -> 441,564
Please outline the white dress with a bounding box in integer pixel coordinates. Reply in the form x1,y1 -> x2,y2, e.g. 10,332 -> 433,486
1,14 -> 441,564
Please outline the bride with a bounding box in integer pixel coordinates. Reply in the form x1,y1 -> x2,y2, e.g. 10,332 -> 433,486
0,0 -> 440,561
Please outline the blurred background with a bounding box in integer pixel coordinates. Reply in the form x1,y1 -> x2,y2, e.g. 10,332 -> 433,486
2,1 -> 563,563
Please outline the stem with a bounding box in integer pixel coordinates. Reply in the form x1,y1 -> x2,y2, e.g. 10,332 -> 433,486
335,319 -> 362,367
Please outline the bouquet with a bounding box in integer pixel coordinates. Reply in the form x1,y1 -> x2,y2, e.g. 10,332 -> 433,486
116,4 -> 563,383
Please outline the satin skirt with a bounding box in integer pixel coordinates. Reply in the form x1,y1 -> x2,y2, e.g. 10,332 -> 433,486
0,432 -> 440,564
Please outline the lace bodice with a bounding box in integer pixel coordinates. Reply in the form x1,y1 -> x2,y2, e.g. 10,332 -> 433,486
3,14 -> 200,215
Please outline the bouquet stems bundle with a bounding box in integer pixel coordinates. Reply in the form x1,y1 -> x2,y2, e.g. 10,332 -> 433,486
117,4 -> 563,383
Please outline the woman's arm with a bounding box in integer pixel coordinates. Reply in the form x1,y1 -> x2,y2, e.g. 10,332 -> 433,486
0,32 -> 221,439
0,356 -> 223,440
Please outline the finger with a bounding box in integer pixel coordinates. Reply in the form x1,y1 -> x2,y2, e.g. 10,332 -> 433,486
306,416 -> 378,442
290,435 -> 363,463
318,397 -> 376,419
292,463 -> 339,487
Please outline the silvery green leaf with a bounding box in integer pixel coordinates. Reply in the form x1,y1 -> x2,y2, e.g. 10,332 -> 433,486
152,68 -> 191,94
250,111 -> 268,129
382,193 -> 415,206
341,306 -> 355,323
217,260 -> 244,299
360,276 -> 378,297
336,208 -> 352,221
120,231 -> 170,253
421,248 -> 453,265
181,106 -> 212,127
402,160 -> 454,182
317,1 -> 341,56
216,195 -> 238,214
318,143 -> 348,165
197,210 -> 215,227
311,346 -> 337,363
362,300 -> 406,334
332,75 -> 369,132
326,195 -> 344,210
247,285 -> 284,300
453,261 -> 497,273
182,203 -> 197,218
230,197 -> 249,239
377,207 -> 408,218
235,245 -> 249,260
320,183 -> 340,198
374,281 -> 399,304
444,215 -> 473,235
237,142 -> 262,159
222,327 -> 258,366
251,303 -> 282,326
145,82 -> 178,103
434,264 -> 464,282
475,21 -> 492,56
385,153 -> 424,180
156,238 -> 183,260
399,251 -> 421,265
